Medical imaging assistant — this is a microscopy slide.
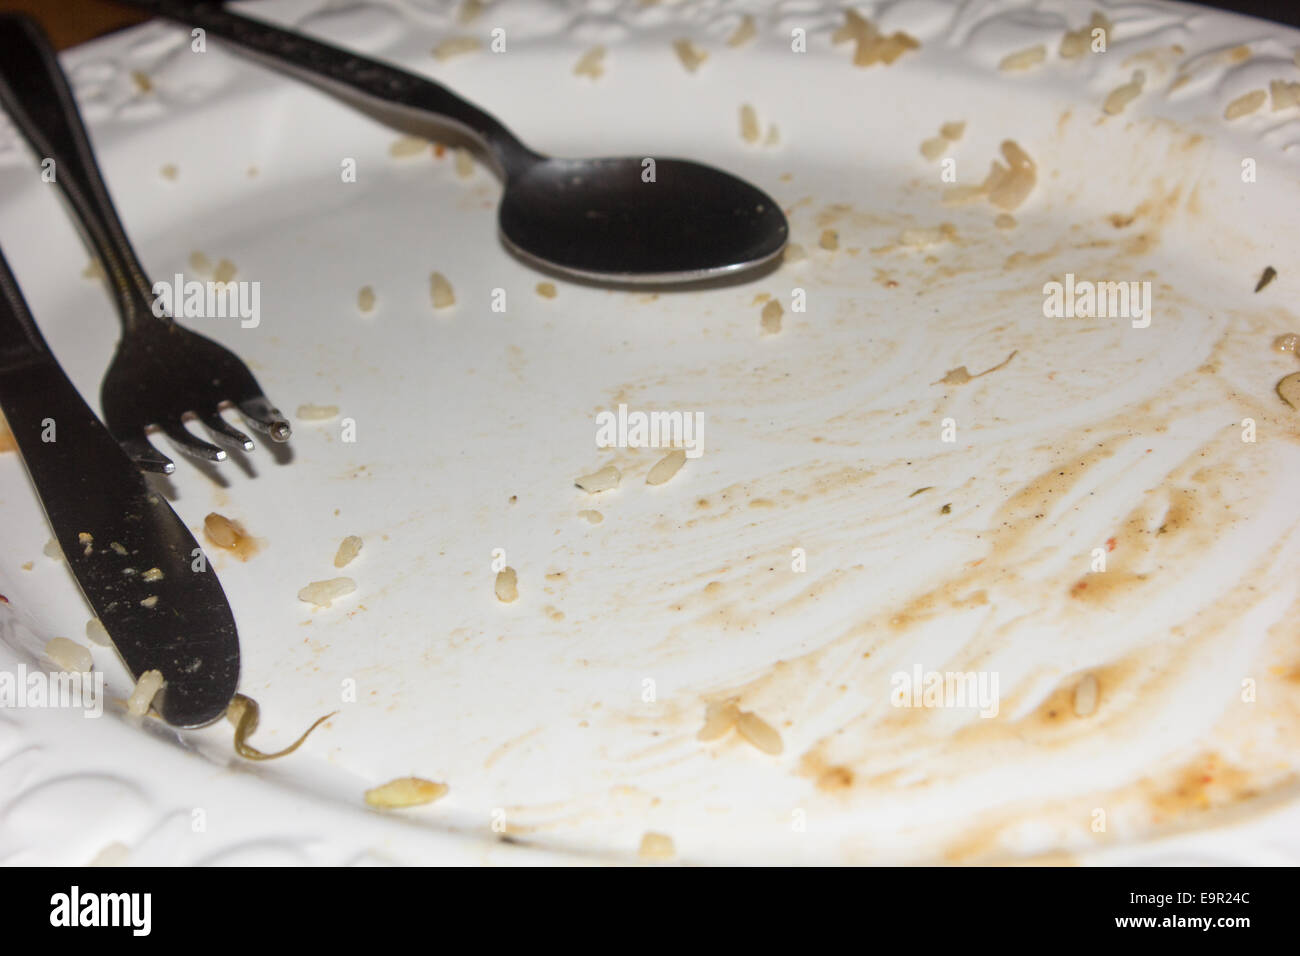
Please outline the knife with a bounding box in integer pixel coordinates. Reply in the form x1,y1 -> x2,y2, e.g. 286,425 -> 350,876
0,246 -> 238,727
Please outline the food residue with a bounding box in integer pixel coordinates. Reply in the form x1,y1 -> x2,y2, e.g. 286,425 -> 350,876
1255,266 -> 1277,293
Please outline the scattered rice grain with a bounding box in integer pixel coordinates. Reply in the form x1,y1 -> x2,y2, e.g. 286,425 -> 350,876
727,14 -> 756,47
454,146 -> 474,177
1103,71 -> 1145,115
364,777 -> 448,809
141,567 -> 163,582
494,567 -> 519,603
919,136 -> 948,160
575,464 -> 621,493
535,281 -> 557,299
127,669 -> 164,716
1224,89 -> 1267,120
212,259 -> 236,283
389,135 -> 429,158
574,46 -> 606,79
432,36 -> 481,61
645,449 -> 687,485
697,699 -> 740,741
296,403 -> 339,421
1073,673 -> 1099,717
358,285 -> 376,314
297,577 -> 356,608
86,617 -> 110,647
334,535 -> 364,568
430,271 -> 456,309
760,298 -> 783,335
819,228 -> 839,250
998,44 -> 1045,72
45,637 -> 92,673
673,39 -> 708,72
783,242 -> 806,263
740,103 -> 761,143
638,832 -> 676,861
939,121 -> 966,141
577,509 -> 604,524
1271,80 -> 1300,111
159,163 -> 178,180
735,710 -> 783,754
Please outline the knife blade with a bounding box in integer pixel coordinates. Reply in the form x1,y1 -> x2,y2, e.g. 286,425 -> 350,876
0,246 -> 238,728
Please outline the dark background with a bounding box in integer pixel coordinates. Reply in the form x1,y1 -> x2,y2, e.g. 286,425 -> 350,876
0,0 -> 1295,50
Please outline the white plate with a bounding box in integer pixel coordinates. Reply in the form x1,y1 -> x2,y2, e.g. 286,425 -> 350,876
2,0 -> 1299,865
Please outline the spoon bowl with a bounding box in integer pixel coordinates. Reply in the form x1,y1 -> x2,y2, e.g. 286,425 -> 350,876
499,156 -> 789,283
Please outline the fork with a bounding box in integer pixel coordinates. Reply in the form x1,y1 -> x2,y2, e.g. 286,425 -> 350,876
0,14 -> 290,474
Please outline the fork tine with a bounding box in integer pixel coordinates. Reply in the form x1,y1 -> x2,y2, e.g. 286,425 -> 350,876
237,397 -> 292,443
160,422 -> 228,463
121,435 -> 175,475
200,411 -> 255,451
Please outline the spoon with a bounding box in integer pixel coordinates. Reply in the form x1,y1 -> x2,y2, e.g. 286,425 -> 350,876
119,0 -> 789,284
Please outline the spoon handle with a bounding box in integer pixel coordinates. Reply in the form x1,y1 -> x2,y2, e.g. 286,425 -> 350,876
0,14 -> 158,329
119,0 -> 541,178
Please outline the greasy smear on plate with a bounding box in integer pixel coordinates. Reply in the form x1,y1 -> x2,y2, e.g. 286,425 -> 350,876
934,350 -> 1018,385
228,693 -> 335,761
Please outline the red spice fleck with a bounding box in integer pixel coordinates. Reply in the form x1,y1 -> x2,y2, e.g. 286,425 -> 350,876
1070,580 -> 1088,596
0,593 -> 8,604
434,144 -> 446,158
1106,536 -> 1117,552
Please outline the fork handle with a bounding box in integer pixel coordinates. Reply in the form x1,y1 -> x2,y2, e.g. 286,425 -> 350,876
116,0 -> 542,180
0,15 -> 158,333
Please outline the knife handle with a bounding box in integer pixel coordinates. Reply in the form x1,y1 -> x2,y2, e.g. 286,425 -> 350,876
115,0 -> 541,179
0,245 -> 52,374
0,15 -> 158,333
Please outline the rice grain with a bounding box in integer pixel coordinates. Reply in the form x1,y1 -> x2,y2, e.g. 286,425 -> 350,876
364,777 -> 448,809
45,637 -> 92,673
297,577 -> 356,608
646,449 -> 687,485
127,669 -> 164,716
736,710 -> 784,754
575,464 -> 621,493
334,535 -> 363,568
494,567 -> 519,603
